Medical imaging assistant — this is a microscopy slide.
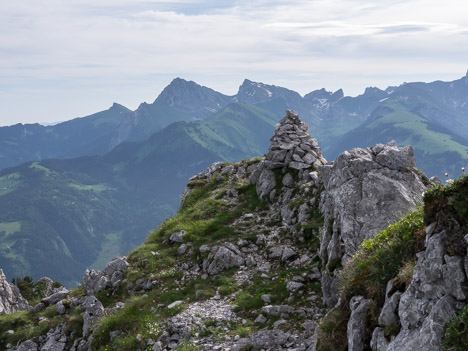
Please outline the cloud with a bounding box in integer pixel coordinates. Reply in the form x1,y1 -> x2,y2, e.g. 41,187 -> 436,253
1,0 -> 468,125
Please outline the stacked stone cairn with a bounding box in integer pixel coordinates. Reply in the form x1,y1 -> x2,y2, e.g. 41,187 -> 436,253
252,110 -> 327,200
265,109 -> 326,170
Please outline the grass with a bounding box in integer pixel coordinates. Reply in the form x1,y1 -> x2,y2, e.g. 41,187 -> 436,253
338,207 -> 425,304
0,305 -> 83,349
316,307 -> 349,351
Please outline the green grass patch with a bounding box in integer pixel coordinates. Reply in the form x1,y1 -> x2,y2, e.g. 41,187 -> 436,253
316,307 -> 349,351
339,207 -> 425,304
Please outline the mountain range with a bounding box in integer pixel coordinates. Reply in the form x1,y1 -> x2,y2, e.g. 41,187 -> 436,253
0,72 -> 468,285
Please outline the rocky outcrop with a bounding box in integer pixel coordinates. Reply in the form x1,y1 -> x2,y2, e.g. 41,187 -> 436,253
319,142 -> 426,305
382,228 -> 467,350
0,269 -> 30,314
83,256 -> 129,295
202,243 -> 245,275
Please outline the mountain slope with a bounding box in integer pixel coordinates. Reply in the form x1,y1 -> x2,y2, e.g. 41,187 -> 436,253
327,99 -> 468,178
0,104 -> 278,286
0,79 -> 233,171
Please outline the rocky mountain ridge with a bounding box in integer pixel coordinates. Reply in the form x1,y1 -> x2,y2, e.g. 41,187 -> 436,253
3,72 -> 468,179
0,110 -> 467,351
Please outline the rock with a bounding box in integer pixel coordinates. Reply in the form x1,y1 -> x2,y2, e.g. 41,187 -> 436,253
378,279 -> 401,327
55,300 -> 66,315
199,244 -> 210,254
153,341 -> 163,351
82,295 -> 104,336
40,324 -> 67,351
33,302 -> 46,313
347,296 -> 371,351
83,270 -> 108,295
41,287 -> 69,306
17,340 -> 38,351
0,269 -> 30,314
255,314 -> 268,323
168,300 -> 183,309
261,294 -> 271,303
103,257 -> 129,277
282,173 -> 295,187
386,229 -> 466,350
177,244 -> 188,255
287,281 -> 304,293
282,247 -> 297,262
83,257 -> 129,295
370,327 -> 388,351
205,244 -> 245,275
256,169 -> 276,200
169,230 -> 186,243
319,142 -> 426,305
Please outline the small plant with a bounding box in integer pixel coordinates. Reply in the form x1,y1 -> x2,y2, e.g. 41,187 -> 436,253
442,303 -> 468,350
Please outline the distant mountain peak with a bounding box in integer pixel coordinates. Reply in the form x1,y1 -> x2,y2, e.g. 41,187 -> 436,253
152,78 -> 231,119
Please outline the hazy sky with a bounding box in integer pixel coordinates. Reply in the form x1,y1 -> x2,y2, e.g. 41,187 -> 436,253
1,0 -> 467,126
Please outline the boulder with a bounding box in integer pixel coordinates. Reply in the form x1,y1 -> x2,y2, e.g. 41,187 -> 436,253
319,141 -> 426,305
204,243 -> 245,275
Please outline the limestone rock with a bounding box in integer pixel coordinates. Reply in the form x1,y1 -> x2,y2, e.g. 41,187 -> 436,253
386,228 -> 466,350
347,296 -> 371,351
256,169 -> 276,200
41,287 -> 69,306
319,141 -> 426,305
169,230 -> 186,243
370,327 -> 388,351
82,295 -> 104,337
83,256 -> 128,295
0,269 -> 30,314
378,279 -> 402,327
204,243 -> 245,275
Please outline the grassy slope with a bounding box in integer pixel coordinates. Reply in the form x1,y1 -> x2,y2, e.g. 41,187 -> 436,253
0,104 -> 280,286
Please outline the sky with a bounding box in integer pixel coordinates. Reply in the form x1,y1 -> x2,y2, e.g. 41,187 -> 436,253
1,0 -> 468,126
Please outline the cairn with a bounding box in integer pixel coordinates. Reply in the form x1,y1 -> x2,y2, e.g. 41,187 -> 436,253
264,110 -> 326,170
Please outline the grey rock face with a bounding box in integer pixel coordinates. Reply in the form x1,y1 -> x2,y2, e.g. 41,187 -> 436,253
82,295 -> 105,337
0,269 -> 30,314
347,296 -> 371,351
256,169 -> 276,200
370,327 -> 388,351
251,110 -> 326,201
83,256 -> 128,295
17,340 -> 38,351
319,141 -> 426,305
378,279 -> 402,327
38,324 -> 68,351
386,228 -> 466,351
204,243 -> 245,275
